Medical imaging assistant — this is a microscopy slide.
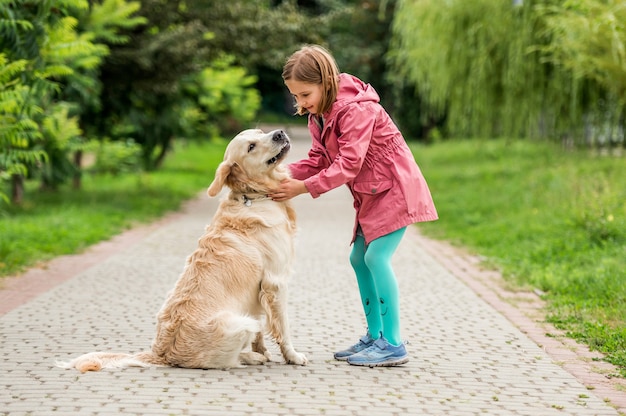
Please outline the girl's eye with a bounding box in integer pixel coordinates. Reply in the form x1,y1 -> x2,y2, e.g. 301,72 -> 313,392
248,143 -> 256,152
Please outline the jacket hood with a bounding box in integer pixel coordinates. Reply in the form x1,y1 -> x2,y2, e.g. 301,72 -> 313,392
324,73 -> 380,118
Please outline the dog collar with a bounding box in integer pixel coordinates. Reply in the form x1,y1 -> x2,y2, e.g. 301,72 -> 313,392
241,194 -> 271,207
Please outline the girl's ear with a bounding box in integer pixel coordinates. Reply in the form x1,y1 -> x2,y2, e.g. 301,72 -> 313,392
207,162 -> 231,197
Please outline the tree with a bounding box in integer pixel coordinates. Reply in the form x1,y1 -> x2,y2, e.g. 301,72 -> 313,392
0,54 -> 46,204
0,0 -> 146,203
181,56 -> 262,139
388,0 -> 626,143
535,0 -> 626,146
0,0 -> 75,201
323,0 -> 397,105
253,0 -> 399,119
88,0 -> 319,169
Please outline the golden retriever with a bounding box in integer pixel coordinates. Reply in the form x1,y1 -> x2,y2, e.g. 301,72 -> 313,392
57,129 -> 307,372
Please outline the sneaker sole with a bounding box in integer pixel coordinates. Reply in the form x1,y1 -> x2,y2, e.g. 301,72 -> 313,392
347,356 -> 409,368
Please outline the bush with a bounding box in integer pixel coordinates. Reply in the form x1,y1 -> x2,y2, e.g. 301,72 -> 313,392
181,55 -> 262,139
90,139 -> 142,175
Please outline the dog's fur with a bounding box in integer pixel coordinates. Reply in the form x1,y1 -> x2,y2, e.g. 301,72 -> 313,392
57,129 -> 307,372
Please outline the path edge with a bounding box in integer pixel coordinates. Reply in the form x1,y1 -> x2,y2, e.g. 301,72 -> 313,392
408,227 -> 626,414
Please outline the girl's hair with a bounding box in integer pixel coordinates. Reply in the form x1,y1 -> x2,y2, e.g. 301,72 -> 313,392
282,44 -> 340,116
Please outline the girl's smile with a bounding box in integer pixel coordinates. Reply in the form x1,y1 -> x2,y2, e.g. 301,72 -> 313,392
285,79 -> 324,115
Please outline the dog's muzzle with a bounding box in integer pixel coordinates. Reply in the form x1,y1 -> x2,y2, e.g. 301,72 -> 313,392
267,130 -> 291,165
272,130 -> 288,144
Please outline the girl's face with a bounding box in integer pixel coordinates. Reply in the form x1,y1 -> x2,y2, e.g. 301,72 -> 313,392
285,79 -> 324,115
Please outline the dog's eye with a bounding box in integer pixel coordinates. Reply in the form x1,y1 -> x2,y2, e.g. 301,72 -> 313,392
248,143 -> 256,152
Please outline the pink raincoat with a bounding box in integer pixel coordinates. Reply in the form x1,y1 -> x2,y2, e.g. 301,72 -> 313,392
289,73 -> 438,244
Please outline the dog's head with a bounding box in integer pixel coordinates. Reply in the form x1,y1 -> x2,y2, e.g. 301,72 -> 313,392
207,129 -> 291,197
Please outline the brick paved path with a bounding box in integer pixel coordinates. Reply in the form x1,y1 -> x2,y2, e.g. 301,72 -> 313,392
0,126 -> 623,415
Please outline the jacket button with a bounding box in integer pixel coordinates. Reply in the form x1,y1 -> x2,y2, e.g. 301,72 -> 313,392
371,188 -> 377,193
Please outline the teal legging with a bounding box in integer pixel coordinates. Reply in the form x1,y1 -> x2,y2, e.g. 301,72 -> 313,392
349,227 -> 406,346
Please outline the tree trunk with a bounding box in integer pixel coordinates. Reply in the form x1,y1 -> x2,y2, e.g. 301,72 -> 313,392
73,150 -> 83,189
11,174 -> 24,205
153,137 -> 172,170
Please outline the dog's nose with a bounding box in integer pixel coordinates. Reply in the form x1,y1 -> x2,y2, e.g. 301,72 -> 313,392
272,130 -> 287,142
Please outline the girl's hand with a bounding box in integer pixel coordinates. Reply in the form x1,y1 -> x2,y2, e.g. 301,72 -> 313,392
270,178 -> 308,201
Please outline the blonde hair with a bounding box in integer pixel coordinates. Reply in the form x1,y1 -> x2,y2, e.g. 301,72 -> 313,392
282,44 -> 340,116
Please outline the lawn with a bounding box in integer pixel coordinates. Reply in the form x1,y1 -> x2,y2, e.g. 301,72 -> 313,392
412,138 -> 626,376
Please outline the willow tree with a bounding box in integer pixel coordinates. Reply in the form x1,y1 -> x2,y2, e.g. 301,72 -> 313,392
388,0 -> 626,143
534,0 -> 626,146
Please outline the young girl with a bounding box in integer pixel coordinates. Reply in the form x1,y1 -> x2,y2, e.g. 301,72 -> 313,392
270,45 -> 438,367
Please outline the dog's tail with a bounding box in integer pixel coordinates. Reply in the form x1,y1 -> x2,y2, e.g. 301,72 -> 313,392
56,350 -> 168,373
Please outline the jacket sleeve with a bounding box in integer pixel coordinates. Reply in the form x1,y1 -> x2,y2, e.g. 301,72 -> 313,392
288,142 -> 329,181
304,104 -> 375,198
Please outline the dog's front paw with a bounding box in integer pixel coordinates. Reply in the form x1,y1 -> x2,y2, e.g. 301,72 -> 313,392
286,351 -> 308,366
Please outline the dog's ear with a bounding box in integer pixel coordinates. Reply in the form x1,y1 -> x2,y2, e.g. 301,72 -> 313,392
207,161 -> 232,197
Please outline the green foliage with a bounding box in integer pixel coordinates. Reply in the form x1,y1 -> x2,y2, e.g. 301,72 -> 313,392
322,0 -> 396,95
89,0 -> 319,169
0,1 -> 48,60
389,0 -> 626,142
535,0 -> 626,102
414,138 -> 626,375
534,0 -> 626,146
38,104 -> 87,190
254,0 -> 399,119
90,138 -> 142,175
0,54 -> 47,204
26,6 -> 107,191
0,0 -> 147,205
187,56 -> 261,138
200,64 -> 260,124
390,0 -> 536,138
90,0 -> 221,170
187,1 -> 321,70
85,0 -> 146,45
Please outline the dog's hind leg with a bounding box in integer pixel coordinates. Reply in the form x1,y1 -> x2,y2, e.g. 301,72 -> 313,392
212,312 -> 265,368
239,351 -> 269,365
251,331 -> 272,361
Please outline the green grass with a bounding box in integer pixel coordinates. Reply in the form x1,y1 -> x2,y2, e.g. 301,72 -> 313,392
412,139 -> 626,376
0,139 -> 227,277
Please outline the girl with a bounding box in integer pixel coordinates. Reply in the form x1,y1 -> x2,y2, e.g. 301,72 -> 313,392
270,45 -> 438,367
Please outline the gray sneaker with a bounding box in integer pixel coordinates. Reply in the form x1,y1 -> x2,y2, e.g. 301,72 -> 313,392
333,333 -> 375,361
347,335 -> 409,367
